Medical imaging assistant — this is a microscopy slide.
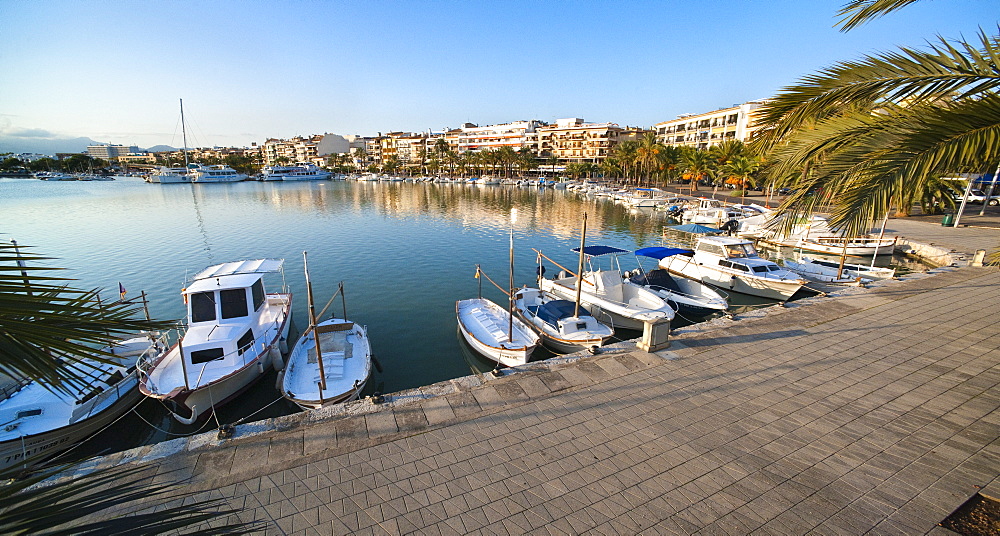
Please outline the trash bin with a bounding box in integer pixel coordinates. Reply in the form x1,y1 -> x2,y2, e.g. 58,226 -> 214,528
941,213 -> 955,226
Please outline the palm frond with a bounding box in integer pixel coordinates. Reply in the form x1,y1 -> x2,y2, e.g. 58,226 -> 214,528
836,0 -> 923,32
0,241 -> 175,394
0,462 -> 251,534
755,31 -> 1000,151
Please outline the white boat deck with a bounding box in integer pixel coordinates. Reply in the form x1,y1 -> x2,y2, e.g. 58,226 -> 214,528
283,321 -> 370,402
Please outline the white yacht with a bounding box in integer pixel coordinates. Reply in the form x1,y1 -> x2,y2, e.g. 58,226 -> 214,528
189,164 -> 247,183
282,163 -> 332,181
146,166 -> 191,183
259,166 -> 294,181
659,236 -> 806,301
138,259 -> 292,424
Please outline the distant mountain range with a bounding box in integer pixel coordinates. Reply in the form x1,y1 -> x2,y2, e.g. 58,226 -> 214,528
0,136 -> 177,156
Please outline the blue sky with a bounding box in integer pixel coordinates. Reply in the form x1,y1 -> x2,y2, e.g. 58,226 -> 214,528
0,0 -> 991,150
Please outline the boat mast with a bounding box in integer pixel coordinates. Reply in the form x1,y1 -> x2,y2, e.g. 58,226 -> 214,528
180,98 -> 190,169
303,251 -> 327,391
508,208 -> 518,341
574,212 -> 587,319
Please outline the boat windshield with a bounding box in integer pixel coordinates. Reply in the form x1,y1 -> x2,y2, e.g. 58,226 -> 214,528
724,243 -> 758,258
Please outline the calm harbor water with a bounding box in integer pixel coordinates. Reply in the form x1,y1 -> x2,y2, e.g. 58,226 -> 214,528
0,177 -> 913,459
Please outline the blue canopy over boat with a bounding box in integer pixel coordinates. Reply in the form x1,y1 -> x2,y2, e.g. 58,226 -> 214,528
536,299 -> 592,325
570,245 -> 629,257
669,223 -> 723,234
634,247 -> 694,260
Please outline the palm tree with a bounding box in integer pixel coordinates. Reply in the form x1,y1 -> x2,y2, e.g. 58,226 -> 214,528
634,133 -> 665,187
680,148 -> 714,193
613,141 -> 639,185
720,155 -> 762,203
753,1 -> 1000,238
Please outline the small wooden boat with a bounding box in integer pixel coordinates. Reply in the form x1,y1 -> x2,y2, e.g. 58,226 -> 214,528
280,255 -> 372,410
457,298 -> 540,367
513,288 -> 613,354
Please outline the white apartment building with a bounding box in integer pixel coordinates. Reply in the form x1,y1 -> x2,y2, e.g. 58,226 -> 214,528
444,121 -> 541,154
87,144 -> 141,161
654,99 -> 769,150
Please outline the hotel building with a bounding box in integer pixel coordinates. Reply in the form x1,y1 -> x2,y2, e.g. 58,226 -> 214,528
535,118 -> 645,164
653,99 -> 769,150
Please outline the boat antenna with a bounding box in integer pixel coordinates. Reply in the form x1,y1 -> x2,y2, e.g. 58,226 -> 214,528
303,251 -> 327,391
180,98 -> 190,169
508,208 -> 518,342
574,212 -> 587,318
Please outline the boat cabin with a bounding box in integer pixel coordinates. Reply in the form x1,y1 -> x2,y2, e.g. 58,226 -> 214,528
532,300 -> 601,336
693,236 -> 791,276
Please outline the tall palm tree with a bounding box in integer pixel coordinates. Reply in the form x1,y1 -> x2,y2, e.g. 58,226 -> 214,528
753,1 -> 1000,238
720,155 -> 762,203
613,141 -> 639,185
634,133 -> 665,187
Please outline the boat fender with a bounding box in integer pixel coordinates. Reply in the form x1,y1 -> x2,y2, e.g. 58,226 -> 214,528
257,360 -> 264,374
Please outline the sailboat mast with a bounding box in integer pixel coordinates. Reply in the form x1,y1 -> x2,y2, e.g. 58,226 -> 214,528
303,251 -> 327,391
179,98 -> 190,169
574,212 -> 587,319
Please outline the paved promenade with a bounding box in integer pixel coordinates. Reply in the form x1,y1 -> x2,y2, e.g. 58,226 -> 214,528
71,220 -> 998,535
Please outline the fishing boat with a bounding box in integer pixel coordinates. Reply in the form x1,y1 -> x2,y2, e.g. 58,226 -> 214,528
514,213 -> 614,353
538,245 -> 675,330
628,247 -> 729,315
0,333 -> 168,471
456,209 -> 541,367
512,288 -> 613,354
137,259 -> 292,424
457,297 -> 540,366
659,236 -> 806,301
280,255 -> 372,409
792,235 -> 897,256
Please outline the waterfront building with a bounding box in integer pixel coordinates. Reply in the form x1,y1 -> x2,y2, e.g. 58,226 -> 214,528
86,144 -> 141,161
449,121 -> 541,154
535,118 -> 645,165
653,99 -> 769,150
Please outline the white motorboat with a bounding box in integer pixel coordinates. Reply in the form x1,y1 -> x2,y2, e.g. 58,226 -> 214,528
793,235 -> 897,256
629,247 -> 729,315
36,172 -> 76,181
282,163 -> 332,181
622,188 -> 670,208
781,258 -> 870,285
539,245 -> 675,330
280,256 -> 372,409
146,166 -> 191,183
0,333 -> 167,471
189,164 -> 247,183
787,256 -> 895,282
513,287 -> 613,354
138,259 -> 292,424
681,198 -> 746,226
457,298 -> 540,367
659,236 -> 806,301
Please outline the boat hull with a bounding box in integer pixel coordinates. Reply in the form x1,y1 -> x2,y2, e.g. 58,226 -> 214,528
539,277 -> 673,331
456,299 -> 538,367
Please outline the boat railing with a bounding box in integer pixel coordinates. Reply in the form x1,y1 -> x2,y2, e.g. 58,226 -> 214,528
0,377 -> 33,402
135,329 -> 179,388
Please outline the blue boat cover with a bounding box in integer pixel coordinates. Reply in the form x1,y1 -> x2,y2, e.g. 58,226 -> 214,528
634,247 -> 694,260
570,245 -> 629,257
669,223 -> 723,234
537,299 -> 591,325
